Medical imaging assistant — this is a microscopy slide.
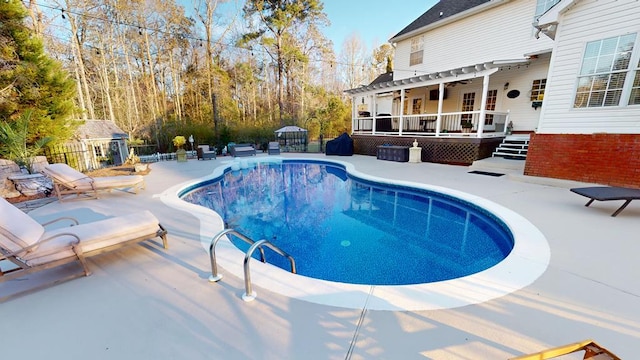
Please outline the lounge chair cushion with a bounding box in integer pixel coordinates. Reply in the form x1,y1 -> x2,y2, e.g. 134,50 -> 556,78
22,210 -> 160,266
44,163 -> 93,188
44,164 -> 144,191
0,197 -> 45,253
231,144 -> 256,157
91,176 -> 144,189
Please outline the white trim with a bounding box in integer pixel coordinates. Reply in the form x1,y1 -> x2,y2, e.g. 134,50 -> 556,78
537,0 -> 579,25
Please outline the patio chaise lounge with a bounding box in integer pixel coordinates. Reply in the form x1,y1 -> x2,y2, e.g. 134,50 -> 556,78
510,339 -> 620,359
570,186 -> 640,217
0,197 -> 168,300
43,163 -> 145,202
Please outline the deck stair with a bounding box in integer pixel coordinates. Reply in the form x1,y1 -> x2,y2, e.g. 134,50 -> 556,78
492,135 -> 530,160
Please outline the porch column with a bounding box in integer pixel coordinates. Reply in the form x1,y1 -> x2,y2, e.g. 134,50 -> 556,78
371,94 -> 377,133
399,89 -> 405,136
435,82 -> 445,136
477,74 -> 490,137
351,95 -> 356,133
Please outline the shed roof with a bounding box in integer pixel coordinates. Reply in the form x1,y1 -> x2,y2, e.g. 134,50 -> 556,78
75,120 -> 128,140
390,0 -> 492,42
275,126 -> 307,133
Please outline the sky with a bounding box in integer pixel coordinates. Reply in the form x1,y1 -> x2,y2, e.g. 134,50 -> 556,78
321,0 -> 438,53
219,0 -> 438,54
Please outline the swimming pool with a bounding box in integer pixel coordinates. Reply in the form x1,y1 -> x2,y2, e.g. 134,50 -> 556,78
161,156 -> 550,310
181,160 -> 514,286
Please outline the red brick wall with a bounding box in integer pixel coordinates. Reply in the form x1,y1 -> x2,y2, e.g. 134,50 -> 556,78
524,133 -> 640,188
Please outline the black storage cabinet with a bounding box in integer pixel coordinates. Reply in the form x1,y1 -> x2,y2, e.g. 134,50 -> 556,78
376,145 -> 409,162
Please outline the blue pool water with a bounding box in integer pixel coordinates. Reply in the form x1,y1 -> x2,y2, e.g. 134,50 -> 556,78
181,160 -> 514,286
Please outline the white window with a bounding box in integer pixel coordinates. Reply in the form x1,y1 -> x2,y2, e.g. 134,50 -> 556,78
574,33 -> 637,108
535,0 -> 560,18
410,36 -> 424,66
485,90 -> 497,125
630,56 -> 640,105
412,98 -> 422,114
530,79 -> 546,101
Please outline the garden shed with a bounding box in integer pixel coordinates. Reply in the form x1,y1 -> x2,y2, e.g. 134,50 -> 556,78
47,120 -> 130,170
274,126 -> 308,152
77,120 -> 128,166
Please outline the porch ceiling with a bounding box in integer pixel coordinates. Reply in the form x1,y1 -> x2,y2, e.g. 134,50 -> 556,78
345,58 -> 530,95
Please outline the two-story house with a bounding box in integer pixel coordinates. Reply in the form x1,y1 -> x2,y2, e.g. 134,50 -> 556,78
345,0 -> 640,187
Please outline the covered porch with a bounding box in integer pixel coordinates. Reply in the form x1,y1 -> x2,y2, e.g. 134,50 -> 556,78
345,59 -> 532,138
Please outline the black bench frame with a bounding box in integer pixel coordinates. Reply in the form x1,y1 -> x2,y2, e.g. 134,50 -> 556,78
570,186 -> 640,217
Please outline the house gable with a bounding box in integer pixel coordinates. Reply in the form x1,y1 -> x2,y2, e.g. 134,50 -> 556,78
390,0 -> 494,43
391,0 -> 554,80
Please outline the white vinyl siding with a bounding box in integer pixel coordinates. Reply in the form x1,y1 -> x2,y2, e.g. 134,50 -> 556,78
537,0 -> 640,134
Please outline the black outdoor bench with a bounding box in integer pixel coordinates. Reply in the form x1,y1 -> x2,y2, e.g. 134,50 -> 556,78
570,186 -> 640,217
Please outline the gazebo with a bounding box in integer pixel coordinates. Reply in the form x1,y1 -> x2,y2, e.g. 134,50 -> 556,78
274,126 -> 308,152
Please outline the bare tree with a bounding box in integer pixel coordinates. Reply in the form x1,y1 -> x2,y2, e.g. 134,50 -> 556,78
339,32 -> 369,89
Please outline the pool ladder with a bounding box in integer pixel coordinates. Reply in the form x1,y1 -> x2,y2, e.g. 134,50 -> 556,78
208,228 -> 296,302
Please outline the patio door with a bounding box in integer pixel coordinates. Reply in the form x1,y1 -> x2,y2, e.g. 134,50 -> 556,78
484,89 -> 497,130
461,92 -> 475,127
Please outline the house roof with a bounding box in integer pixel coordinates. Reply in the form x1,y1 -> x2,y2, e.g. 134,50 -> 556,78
75,120 -> 128,140
368,72 -> 394,87
344,58 -> 531,95
390,0 -> 492,42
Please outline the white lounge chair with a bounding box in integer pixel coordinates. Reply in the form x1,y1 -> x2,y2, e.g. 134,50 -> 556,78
0,197 -> 168,300
43,163 -> 145,202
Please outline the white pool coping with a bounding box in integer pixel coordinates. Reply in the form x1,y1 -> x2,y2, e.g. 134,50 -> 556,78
160,157 -> 550,311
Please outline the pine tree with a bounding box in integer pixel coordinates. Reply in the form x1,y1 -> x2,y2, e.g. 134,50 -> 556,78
0,0 -> 77,147
242,0 -> 326,126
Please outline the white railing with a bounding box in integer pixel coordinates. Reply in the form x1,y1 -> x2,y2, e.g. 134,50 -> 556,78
352,111 -> 509,138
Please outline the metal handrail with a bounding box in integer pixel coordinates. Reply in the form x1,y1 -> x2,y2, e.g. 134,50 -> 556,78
208,229 -> 265,282
242,239 -> 296,302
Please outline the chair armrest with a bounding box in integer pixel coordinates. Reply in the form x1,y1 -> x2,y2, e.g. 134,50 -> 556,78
0,232 -> 81,259
41,217 -> 79,227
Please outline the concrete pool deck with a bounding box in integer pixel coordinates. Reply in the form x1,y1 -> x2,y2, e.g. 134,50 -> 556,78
2,154 -> 639,359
